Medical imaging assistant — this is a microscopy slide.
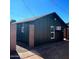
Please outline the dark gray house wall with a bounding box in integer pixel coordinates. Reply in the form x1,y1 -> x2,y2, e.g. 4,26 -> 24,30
16,12 -> 67,47
17,23 -> 29,46
33,13 -> 66,45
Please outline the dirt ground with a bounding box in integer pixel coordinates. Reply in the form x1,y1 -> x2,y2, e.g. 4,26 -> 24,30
11,41 -> 69,59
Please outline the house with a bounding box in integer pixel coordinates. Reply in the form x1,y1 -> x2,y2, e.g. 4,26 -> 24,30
14,12 -> 67,48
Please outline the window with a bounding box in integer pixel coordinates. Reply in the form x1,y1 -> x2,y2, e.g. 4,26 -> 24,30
51,33 -> 54,37
54,18 -> 57,20
56,26 -> 61,30
50,26 -> 55,39
50,26 -> 54,31
51,37 -> 54,39
21,24 -> 24,33
50,32 -> 54,33
50,26 -> 54,28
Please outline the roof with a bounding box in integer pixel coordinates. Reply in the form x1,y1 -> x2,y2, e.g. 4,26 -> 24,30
13,12 -> 57,24
13,12 -> 67,27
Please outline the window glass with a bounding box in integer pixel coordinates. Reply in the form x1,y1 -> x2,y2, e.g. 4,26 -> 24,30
51,32 -> 54,33
50,26 -> 54,31
50,26 -> 54,28
56,26 -> 61,30
50,26 -> 55,39
21,24 -> 24,33
54,18 -> 57,20
51,37 -> 54,39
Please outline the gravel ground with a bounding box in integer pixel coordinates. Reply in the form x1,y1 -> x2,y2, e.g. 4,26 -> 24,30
11,41 -> 69,59
31,41 -> 69,59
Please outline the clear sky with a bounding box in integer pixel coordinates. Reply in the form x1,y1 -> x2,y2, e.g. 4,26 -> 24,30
10,0 -> 69,23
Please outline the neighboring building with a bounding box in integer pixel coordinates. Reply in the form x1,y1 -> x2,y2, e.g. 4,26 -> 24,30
10,19 -> 16,23
14,12 -> 67,48
64,23 -> 69,40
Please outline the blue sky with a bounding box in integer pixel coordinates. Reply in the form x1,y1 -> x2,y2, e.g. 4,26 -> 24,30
10,0 -> 69,23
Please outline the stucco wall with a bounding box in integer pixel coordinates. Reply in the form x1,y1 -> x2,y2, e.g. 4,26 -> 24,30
29,24 -> 34,48
10,23 -> 16,51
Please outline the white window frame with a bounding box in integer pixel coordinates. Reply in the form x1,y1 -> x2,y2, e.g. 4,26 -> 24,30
56,26 -> 61,30
50,26 -> 54,28
51,31 -> 54,33
50,32 -> 55,39
51,37 -> 54,39
50,26 -> 55,39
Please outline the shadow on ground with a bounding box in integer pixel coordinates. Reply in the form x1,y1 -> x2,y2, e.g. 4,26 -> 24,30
10,51 -> 20,59
17,41 -> 30,49
31,41 -> 69,59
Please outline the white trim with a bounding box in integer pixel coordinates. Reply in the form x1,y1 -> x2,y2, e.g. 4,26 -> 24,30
50,26 -> 54,28
54,18 -> 57,20
50,26 -> 55,39
50,32 -> 55,39
51,32 -> 54,33
21,24 -> 24,33
56,26 -> 61,30
51,37 -> 54,39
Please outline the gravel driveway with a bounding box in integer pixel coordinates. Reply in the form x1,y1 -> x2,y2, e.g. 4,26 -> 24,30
31,41 -> 69,59
14,41 -> 69,59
